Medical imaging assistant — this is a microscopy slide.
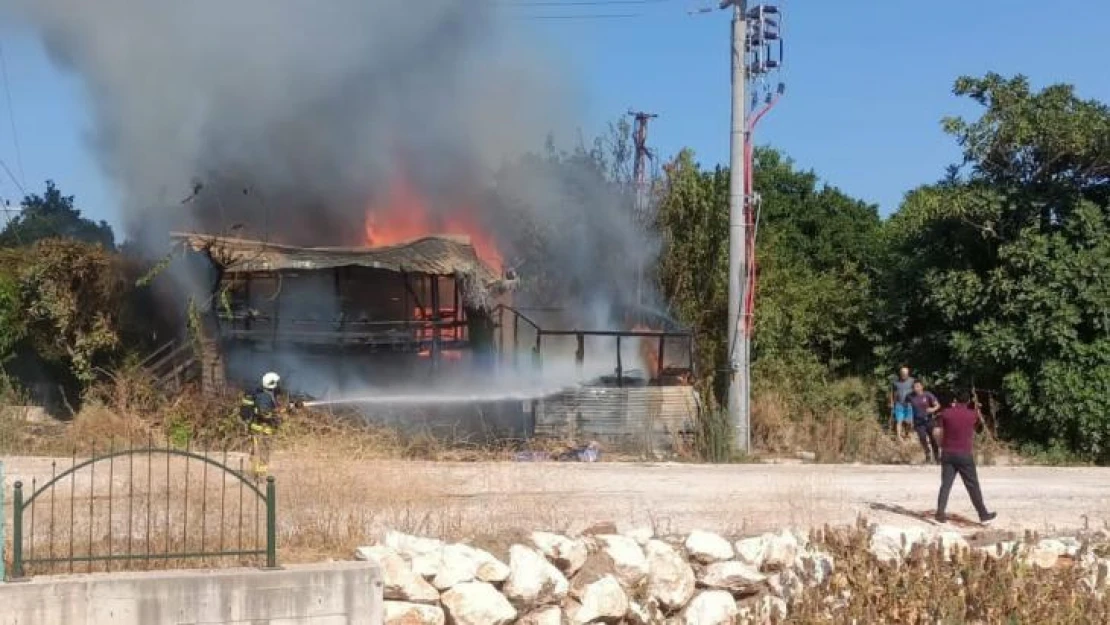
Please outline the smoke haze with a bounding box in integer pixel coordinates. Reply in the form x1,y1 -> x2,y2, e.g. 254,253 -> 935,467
1,0 -> 657,322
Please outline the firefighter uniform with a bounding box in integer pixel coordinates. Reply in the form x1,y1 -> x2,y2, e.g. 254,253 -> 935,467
241,372 -> 283,480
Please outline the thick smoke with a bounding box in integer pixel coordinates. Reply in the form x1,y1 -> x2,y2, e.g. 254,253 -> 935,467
1,0 -> 660,341
0,0 -> 569,242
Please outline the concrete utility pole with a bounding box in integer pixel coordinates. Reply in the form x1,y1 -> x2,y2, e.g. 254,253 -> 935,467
721,0 -> 784,455
722,0 -> 749,454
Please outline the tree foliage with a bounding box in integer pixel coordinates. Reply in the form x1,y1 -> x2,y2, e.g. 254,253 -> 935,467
656,148 -> 882,405
884,73 -> 1110,459
656,150 -> 730,398
0,252 -> 26,361
0,180 -> 116,249
747,149 -> 882,375
18,239 -> 129,384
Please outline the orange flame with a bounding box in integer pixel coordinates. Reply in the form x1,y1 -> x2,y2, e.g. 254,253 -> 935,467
364,169 -> 503,271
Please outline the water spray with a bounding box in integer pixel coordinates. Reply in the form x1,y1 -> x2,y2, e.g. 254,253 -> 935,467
302,385 -> 578,408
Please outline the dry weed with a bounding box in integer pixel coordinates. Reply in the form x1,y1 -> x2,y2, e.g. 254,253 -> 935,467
788,520 -> 1110,624
753,388 -> 906,463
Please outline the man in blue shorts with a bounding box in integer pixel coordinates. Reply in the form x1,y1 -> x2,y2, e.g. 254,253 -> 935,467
889,366 -> 915,439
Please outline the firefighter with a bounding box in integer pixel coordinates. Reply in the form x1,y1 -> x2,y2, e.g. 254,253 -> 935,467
241,371 -> 284,481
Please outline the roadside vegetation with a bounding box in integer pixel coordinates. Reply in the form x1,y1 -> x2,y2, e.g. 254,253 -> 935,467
790,522 -> 1110,624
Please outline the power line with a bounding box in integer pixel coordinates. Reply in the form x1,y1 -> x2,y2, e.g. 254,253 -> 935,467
501,0 -> 671,5
0,41 -> 26,188
0,155 -> 26,196
514,13 -> 642,19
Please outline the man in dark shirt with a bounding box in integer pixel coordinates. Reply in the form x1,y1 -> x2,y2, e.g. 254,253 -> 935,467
932,389 -> 997,525
908,381 -> 941,463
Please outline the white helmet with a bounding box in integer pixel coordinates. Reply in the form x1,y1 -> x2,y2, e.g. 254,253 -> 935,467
261,372 -> 281,390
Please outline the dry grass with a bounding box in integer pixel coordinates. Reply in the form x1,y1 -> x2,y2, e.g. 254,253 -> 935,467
789,520 -> 1110,624
752,384 -> 1017,466
753,387 -> 912,464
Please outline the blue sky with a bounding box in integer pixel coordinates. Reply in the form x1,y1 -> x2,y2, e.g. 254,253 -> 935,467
0,0 -> 1107,229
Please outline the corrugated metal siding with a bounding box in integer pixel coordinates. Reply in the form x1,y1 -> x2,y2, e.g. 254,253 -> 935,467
534,385 -> 701,454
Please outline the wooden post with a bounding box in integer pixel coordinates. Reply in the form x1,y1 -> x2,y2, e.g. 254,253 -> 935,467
453,278 -> 461,341
244,275 -> 253,331
513,313 -> 520,370
656,335 -> 666,384
271,272 -> 281,349
616,336 -> 623,388
430,275 -> 441,371
575,333 -> 584,377
498,306 -> 505,368
334,268 -> 343,335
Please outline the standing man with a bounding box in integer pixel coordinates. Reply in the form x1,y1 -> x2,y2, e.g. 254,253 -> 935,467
933,389 -> 997,525
908,380 -> 941,463
889,366 -> 915,439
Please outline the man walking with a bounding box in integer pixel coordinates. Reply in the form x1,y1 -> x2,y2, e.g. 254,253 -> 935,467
909,380 -> 941,463
933,389 -> 997,525
889,366 -> 915,439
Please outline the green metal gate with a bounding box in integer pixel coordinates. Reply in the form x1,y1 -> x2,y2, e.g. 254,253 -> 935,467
9,444 -> 276,579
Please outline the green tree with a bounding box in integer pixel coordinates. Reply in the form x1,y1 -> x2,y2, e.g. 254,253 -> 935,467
656,150 -> 730,398
0,180 -> 115,249
884,74 -> 1110,459
0,251 -> 26,362
748,149 -> 882,375
17,239 -> 128,384
656,148 -> 883,405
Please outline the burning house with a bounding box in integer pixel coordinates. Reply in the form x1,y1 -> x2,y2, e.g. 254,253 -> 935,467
11,0 -> 702,452
170,231 -> 513,390
162,221 -> 702,454
153,169 -> 701,453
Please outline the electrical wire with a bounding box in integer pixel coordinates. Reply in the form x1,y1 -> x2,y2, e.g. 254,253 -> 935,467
514,13 -> 642,19
500,0 -> 672,5
0,41 -> 26,188
0,155 -> 25,196
505,0 -> 677,19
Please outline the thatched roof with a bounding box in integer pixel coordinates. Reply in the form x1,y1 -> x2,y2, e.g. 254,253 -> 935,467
170,232 -> 511,308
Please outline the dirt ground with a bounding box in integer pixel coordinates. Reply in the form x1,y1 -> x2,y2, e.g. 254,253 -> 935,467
4,454 -> 1108,542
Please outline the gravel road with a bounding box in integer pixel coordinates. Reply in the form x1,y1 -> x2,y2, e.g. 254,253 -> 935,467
4,455 -> 1108,538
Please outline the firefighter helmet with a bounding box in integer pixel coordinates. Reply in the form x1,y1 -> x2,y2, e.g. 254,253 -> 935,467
261,372 -> 281,390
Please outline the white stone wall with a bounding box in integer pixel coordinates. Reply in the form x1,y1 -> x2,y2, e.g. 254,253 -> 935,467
360,525 -> 1110,625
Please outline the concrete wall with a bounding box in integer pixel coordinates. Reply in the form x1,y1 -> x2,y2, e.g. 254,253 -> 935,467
0,562 -> 382,625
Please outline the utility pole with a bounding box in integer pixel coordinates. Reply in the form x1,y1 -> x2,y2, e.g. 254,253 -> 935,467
628,109 -> 658,308
722,0 -> 749,455
627,109 -> 658,220
721,0 -> 784,455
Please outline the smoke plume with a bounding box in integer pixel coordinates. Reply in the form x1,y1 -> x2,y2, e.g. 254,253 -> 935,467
1,0 -> 657,322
